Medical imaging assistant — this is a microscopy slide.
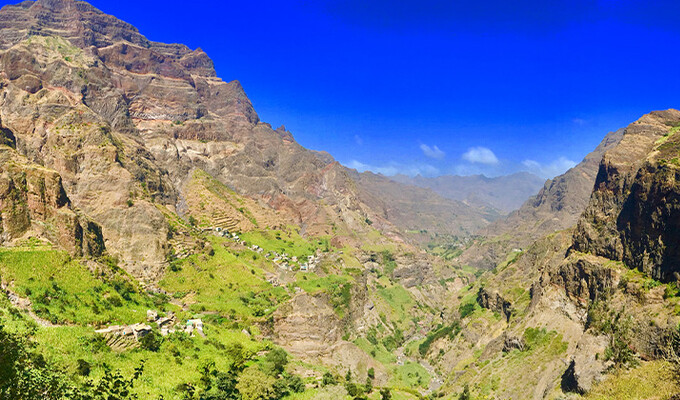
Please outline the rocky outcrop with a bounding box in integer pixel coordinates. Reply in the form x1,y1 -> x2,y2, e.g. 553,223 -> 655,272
0,145 -> 103,256
391,257 -> 435,288
502,334 -> 526,352
550,256 -> 619,305
272,293 -> 343,357
477,287 -> 512,322
561,333 -> 611,394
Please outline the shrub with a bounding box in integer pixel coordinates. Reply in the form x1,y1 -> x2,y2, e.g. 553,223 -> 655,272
139,330 -> 163,352
261,348 -> 288,377
459,302 -> 476,319
419,322 -> 461,357
286,374 -> 305,393
322,371 -> 337,386
459,384 -> 471,400
76,359 -> 91,376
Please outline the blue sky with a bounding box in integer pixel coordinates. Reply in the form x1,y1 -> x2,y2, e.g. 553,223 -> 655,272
25,0 -> 680,178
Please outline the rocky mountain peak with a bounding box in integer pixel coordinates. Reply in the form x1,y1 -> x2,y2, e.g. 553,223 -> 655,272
573,109 -> 680,282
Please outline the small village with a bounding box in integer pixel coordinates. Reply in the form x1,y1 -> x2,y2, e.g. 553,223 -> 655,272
206,226 -> 322,274
94,310 -> 205,351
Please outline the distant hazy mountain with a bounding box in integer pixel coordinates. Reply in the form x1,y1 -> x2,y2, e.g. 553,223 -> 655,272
391,172 -> 545,214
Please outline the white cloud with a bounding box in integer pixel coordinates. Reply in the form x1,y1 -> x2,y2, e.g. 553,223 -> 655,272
419,144 -> 446,160
462,146 -> 499,165
354,134 -> 363,146
521,156 -> 577,179
346,160 -> 439,177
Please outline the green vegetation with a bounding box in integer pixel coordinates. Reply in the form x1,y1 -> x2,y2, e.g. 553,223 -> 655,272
419,322 -> 461,356
585,361 -> 679,400
380,250 -> 397,277
354,337 -> 397,364
161,236 -> 288,318
239,229 -> 321,259
294,273 -> 352,318
587,301 -> 638,369
389,361 -> 430,389
0,247 -> 154,325
376,284 -> 416,330
522,327 -> 568,355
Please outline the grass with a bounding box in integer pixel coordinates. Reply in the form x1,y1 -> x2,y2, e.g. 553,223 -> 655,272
354,337 -> 397,365
0,290 -> 271,400
522,327 -> 568,355
419,322 -> 461,357
240,228 -> 319,259
451,327 -> 569,398
389,361 -> 431,389
584,361 -> 679,400
160,236 -> 288,318
0,247 -> 154,325
377,285 -> 415,326
34,321 -> 267,399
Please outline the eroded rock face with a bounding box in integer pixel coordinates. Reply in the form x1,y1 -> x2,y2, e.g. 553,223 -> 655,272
477,287 -> 512,322
272,292 -> 388,384
0,146 -> 103,256
561,333 -> 611,394
272,293 -> 343,357
550,256 -> 619,305
573,109 -> 680,282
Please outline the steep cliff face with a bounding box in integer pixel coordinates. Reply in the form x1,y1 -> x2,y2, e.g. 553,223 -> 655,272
0,144 -> 103,256
573,109 -> 680,282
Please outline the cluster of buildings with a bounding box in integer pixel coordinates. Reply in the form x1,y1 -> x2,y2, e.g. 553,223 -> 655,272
206,226 -> 321,273
267,252 -> 320,272
94,310 -> 206,349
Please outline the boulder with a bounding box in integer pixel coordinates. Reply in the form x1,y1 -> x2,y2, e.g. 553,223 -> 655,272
561,333 -> 612,394
477,287 -> 513,322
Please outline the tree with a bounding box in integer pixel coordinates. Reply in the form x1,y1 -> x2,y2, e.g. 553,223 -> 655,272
0,324 -> 145,400
261,348 -> 288,377
285,374 -> 305,393
0,324 -> 80,399
77,359 -> 91,377
236,366 -> 276,400
322,372 -> 336,386
225,342 -> 249,371
345,382 -> 363,397
367,367 -> 375,380
459,384 -> 471,400
364,376 -> 373,394
345,369 -> 353,382
82,361 -> 145,400
380,388 -> 392,400
139,330 -> 163,352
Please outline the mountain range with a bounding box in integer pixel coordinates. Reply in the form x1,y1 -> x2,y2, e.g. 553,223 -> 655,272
391,171 -> 545,214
